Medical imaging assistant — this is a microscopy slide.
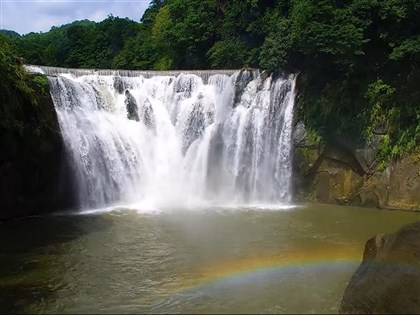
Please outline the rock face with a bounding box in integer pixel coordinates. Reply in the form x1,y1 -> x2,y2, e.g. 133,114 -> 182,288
340,221 -> 420,314
293,121 -> 420,211
0,75 -> 75,220
124,90 -> 140,121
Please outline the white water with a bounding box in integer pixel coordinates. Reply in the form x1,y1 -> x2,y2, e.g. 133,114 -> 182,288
48,69 -> 296,211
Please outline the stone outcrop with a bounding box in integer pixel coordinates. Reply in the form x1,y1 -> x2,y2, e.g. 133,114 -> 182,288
0,75 -> 75,220
293,121 -> 420,211
340,221 -> 420,314
124,90 -> 140,121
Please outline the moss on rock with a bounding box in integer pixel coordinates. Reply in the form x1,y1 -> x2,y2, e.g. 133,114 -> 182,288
0,39 -> 76,220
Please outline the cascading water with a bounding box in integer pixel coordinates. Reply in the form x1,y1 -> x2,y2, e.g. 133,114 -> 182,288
47,68 -> 296,211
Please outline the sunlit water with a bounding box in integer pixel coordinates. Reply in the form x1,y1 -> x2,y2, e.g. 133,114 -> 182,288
1,204 -> 419,314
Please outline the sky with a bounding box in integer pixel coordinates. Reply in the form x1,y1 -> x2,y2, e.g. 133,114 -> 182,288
0,0 -> 152,34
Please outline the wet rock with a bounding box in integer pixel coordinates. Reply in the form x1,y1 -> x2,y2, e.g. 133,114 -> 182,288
340,221 -> 420,314
139,99 -> 155,130
233,69 -> 257,107
124,90 -> 139,121
174,75 -> 198,98
113,76 -> 125,94
293,121 -> 309,147
181,99 -> 210,154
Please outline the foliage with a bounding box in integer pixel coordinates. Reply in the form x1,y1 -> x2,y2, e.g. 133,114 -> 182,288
2,0 -> 419,160
0,34 -> 34,98
207,39 -> 248,68
32,75 -> 50,95
8,16 -> 138,69
0,34 -> 53,139
0,29 -> 20,37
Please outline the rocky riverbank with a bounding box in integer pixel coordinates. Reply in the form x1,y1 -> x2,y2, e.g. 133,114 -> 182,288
293,121 -> 420,211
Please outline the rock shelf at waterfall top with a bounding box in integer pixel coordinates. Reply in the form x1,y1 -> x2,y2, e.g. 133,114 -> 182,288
25,65 -> 243,83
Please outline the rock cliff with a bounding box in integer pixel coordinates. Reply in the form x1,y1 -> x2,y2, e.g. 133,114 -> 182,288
0,74 -> 75,220
293,121 -> 420,211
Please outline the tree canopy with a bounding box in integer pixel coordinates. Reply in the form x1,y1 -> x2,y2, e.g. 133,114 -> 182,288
1,0 -> 419,158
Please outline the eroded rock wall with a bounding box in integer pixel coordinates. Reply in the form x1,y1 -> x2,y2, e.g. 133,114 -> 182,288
293,121 -> 420,211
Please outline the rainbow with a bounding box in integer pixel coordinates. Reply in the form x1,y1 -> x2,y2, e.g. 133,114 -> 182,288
174,245 -> 363,293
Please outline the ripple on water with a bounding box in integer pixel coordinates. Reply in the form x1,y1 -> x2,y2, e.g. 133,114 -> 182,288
2,204 -> 420,313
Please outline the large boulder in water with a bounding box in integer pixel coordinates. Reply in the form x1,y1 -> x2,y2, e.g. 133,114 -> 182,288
340,221 -> 420,314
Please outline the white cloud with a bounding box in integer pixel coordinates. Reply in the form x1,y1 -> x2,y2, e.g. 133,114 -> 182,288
1,0 -> 151,34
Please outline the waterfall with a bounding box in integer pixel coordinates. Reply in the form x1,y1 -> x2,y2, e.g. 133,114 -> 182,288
47,68 -> 296,210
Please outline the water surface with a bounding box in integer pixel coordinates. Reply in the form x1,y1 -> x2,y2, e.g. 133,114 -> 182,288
1,203 -> 419,313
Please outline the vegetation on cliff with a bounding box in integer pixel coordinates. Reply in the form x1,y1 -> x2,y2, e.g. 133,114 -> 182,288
0,34 -> 51,136
0,34 -> 75,220
2,0 -> 419,165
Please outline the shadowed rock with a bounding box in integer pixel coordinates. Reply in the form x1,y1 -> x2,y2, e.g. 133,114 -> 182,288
0,75 -> 76,220
124,90 -> 139,121
340,221 -> 420,314
113,76 -> 125,94
233,69 -> 258,107
138,99 -> 155,131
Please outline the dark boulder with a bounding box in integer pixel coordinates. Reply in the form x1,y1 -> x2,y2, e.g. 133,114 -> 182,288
340,221 -> 420,314
124,90 -> 139,121
113,76 -> 125,94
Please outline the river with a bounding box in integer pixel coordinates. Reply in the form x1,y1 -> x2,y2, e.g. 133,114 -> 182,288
1,203 -> 419,313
